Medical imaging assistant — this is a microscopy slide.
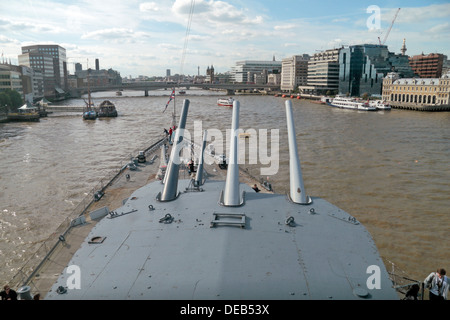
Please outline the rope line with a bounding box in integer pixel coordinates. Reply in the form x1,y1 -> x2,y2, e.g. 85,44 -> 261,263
180,0 -> 195,77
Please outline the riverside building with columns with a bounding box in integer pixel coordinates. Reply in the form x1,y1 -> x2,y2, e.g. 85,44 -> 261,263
382,71 -> 450,111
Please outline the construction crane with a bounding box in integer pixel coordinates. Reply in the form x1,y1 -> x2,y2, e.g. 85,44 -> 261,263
378,8 -> 401,45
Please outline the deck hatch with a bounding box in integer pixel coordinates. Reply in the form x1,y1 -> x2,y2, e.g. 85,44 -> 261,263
88,236 -> 106,244
210,213 -> 246,228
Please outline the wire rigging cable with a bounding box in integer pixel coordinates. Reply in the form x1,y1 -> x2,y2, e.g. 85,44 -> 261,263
180,0 -> 195,77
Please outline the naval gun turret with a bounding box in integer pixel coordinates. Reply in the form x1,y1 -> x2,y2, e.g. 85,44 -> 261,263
41,98 -> 398,300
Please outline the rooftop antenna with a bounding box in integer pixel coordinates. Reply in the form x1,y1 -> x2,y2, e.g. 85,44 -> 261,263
285,100 -> 312,205
158,99 -> 190,202
221,100 -> 243,206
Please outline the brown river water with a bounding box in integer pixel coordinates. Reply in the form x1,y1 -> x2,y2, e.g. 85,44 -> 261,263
1,89 -> 449,288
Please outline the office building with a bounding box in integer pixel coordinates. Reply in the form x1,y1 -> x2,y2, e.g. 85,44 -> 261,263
231,60 -> 282,83
0,64 -> 22,96
75,63 -> 83,72
18,44 -> 68,98
0,63 -> 44,103
443,56 -> 450,75
409,53 -> 445,78
281,54 -> 309,92
267,73 -> 281,85
303,48 -> 340,95
338,44 -> 414,97
0,62 -> 44,103
74,67 -> 122,88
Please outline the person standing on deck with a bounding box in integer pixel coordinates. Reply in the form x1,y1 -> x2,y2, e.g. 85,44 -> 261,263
424,268 -> 449,300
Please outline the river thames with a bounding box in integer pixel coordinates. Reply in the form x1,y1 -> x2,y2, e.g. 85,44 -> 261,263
0,89 -> 449,289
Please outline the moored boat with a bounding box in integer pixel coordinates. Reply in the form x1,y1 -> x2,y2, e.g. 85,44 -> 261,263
327,96 -> 377,111
82,68 -> 98,120
369,100 -> 391,110
7,105 -> 40,121
7,103 -> 40,122
35,98 -> 51,117
98,100 -> 118,117
82,93 -> 98,120
217,97 -> 234,107
82,109 -> 97,120
320,96 -> 332,104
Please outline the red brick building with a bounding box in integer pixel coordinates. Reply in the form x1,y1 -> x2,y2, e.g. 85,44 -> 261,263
409,53 -> 444,78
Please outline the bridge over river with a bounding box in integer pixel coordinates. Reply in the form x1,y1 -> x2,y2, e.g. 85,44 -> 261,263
69,82 -> 280,98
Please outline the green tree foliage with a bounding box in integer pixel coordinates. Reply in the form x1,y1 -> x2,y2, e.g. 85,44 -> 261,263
0,89 -> 23,112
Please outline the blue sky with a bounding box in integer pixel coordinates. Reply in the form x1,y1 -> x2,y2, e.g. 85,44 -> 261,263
1,0 -> 449,77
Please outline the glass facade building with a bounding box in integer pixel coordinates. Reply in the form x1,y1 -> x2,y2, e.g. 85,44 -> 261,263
338,44 -> 414,97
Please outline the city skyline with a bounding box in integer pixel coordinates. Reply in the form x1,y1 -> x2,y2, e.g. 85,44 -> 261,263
1,0 -> 449,77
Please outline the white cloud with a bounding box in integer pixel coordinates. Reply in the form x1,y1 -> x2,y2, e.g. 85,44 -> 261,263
140,2 -> 160,12
81,28 -> 152,44
382,4 -> 450,24
0,18 -> 65,34
332,18 -> 350,23
82,28 -> 135,40
172,0 -> 263,26
274,24 -> 296,31
427,22 -> 450,33
0,35 -> 20,45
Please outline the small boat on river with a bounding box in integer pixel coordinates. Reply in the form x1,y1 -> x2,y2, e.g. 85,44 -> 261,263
369,100 -> 391,110
217,97 -> 234,107
98,100 -> 118,117
82,102 -> 97,120
82,91 -> 98,120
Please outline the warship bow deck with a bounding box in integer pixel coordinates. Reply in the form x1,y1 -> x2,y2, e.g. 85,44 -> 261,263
46,178 -> 397,300
41,99 -> 397,300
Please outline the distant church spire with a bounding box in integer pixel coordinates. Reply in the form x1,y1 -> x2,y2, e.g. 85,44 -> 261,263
401,38 -> 407,56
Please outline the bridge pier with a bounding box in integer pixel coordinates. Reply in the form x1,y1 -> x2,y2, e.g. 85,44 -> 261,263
145,90 -> 149,97
226,89 -> 235,95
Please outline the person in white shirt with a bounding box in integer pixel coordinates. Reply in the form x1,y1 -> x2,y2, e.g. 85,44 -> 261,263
424,268 -> 449,300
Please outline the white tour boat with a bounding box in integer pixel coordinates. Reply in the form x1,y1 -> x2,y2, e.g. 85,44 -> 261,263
327,96 -> 377,111
217,97 -> 234,107
369,100 -> 391,110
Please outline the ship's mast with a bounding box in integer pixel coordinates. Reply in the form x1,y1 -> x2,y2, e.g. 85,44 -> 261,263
172,88 -> 176,128
86,59 -> 92,110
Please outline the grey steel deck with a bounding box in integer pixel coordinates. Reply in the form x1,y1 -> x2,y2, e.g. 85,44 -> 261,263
46,178 -> 397,299
45,99 -> 397,300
